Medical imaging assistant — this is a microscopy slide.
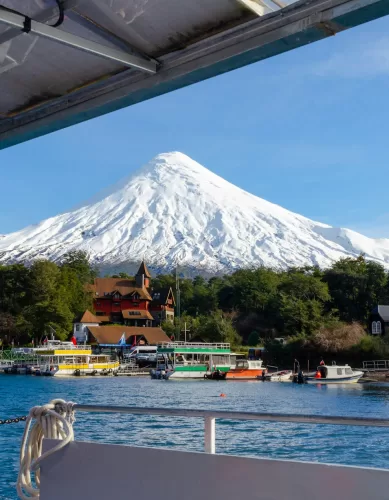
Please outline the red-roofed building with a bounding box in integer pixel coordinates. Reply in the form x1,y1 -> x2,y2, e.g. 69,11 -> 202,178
89,261 -> 174,327
150,287 -> 175,325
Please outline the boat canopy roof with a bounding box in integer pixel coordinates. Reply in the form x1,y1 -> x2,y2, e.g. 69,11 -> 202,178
1,0 -> 389,149
157,342 -> 231,354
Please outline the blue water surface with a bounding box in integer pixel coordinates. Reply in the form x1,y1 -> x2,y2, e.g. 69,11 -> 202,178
1,376 -> 389,499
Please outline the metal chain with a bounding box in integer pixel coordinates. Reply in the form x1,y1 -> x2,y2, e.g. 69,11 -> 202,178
0,416 -> 27,425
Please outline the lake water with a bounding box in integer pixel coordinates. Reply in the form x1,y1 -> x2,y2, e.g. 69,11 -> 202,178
2,376 -> 389,499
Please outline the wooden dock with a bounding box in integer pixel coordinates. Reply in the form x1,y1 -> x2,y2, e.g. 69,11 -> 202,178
115,370 -> 150,377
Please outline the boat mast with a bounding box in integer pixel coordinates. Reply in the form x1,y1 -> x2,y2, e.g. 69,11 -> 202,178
175,266 -> 181,342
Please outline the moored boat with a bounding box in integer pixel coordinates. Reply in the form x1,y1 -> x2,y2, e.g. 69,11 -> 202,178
151,342 -> 233,379
226,359 -> 266,380
305,363 -> 363,384
268,370 -> 293,382
34,340 -> 119,376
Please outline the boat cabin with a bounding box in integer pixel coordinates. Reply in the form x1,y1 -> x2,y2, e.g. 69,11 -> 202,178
156,342 -> 232,372
235,360 -> 263,370
317,365 -> 354,379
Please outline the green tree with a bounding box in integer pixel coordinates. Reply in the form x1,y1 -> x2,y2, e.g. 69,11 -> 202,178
277,270 -> 331,335
279,296 -> 324,336
247,330 -> 260,346
219,268 -> 280,314
60,250 -> 97,284
0,264 -> 29,314
197,311 -> 241,347
323,256 -> 387,323
161,320 -> 175,338
26,260 -> 73,340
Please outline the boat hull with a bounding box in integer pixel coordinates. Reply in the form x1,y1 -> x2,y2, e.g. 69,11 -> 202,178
269,374 -> 292,382
169,369 -> 224,379
306,372 -> 363,384
152,366 -> 230,380
226,369 -> 265,380
39,362 -> 120,377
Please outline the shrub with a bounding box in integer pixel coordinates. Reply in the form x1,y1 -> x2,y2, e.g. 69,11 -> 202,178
311,322 -> 366,352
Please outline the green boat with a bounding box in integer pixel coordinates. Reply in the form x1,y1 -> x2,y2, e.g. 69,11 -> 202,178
150,342 -> 234,379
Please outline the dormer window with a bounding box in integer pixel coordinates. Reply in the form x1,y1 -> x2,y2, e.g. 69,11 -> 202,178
114,293 -> 120,299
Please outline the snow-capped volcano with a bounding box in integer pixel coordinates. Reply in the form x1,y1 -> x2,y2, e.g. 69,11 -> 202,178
1,151 -> 389,274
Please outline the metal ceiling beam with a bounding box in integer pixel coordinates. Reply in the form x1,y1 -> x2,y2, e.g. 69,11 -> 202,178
0,8 -> 157,73
65,10 -> 140,54
75,0 -> 158,56
237,0 -> 268,16
0,0 -> 80,45
1,0 -> 389,149
270,0 -> 287,8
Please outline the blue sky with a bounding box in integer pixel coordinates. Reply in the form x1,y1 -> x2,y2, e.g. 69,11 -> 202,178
1,16 -> 389,237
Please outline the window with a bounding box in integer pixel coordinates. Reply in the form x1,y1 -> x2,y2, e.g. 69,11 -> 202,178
153,293 -> 160,300
76,324 -> 80,331
128,311 -> 141,316
113,302 -> 120,306
345,368 -> 353,375
372,321 -> 382,334
337,368 -> 343,375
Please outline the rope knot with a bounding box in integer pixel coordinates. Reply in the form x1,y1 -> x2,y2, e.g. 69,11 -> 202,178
29,404 -> 53,420
17,400 -> 76,500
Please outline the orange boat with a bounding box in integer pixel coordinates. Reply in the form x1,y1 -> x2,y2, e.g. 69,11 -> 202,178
226,359 -> 266,380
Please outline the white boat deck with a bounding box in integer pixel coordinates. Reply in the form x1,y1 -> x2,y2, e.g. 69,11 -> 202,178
37,403 -> 389,500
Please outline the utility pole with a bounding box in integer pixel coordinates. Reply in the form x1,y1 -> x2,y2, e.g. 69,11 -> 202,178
181,322 -> 190,343
176,266 -> 181,342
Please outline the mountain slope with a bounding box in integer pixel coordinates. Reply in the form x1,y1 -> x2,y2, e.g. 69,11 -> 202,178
1,151 -> 389,274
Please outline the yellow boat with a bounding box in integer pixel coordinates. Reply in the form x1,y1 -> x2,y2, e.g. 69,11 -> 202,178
34,341 -> 119,377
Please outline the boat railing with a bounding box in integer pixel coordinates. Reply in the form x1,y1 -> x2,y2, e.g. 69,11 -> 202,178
362,360 -> 389,371
62,404 -> 389,455
157,342 -> 230,349
34,344 -> 92,351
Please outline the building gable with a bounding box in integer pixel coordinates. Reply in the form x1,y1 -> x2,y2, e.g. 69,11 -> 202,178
151,287 -> 175,306
87,326 -> 170,345
136,260 -> 151,279
91,278 -> 152,301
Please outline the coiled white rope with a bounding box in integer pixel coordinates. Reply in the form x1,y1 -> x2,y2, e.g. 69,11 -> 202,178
17,399 -> 76,499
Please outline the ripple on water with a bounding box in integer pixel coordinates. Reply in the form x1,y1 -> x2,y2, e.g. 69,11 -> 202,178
1,377 -> 389,499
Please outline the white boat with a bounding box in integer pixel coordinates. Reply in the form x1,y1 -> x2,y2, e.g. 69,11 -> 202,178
305,363 -> 363,384
34,340 -> 119,376
17,400 -> 389,500
268,370 -> 292,382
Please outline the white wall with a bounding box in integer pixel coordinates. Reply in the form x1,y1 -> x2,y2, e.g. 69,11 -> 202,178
73,322 -> 99,342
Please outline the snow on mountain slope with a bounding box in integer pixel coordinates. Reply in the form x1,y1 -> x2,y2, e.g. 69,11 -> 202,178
1,151 -> 389,274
